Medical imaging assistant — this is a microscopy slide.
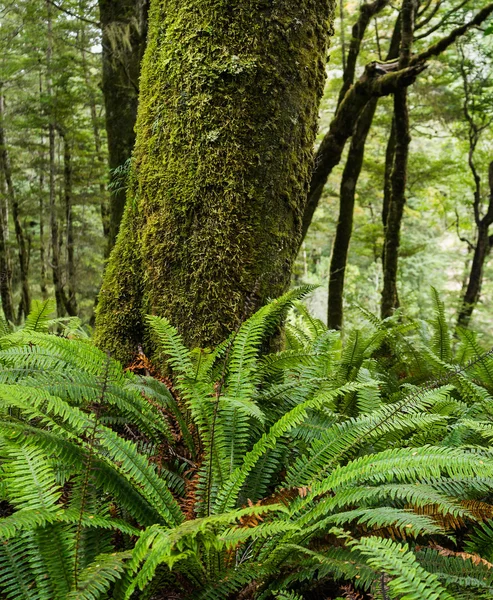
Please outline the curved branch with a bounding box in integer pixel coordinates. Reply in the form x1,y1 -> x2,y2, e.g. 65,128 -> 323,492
412,2 -> 493,62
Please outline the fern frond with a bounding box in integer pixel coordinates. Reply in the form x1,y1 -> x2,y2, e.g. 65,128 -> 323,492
348,536 -> 454,600
67,551 -> 131,600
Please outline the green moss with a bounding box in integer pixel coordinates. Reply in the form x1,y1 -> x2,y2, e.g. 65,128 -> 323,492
96,0 -> 335,363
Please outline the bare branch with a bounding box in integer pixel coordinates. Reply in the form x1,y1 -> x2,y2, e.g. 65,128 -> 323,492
412,2 -> 493,61
455,209 -> 475,251
46,0 -> 100,27
337,0 -> 391,106
415,0 -> 471,36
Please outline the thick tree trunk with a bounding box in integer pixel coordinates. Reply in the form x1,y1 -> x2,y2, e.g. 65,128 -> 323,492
381,0 -> 417,319
0,88 -> 30,321
99,0 -> 149,250
96,0 -> 336,363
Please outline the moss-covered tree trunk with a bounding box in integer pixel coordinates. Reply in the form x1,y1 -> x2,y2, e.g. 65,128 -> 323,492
96,0 -> 335,363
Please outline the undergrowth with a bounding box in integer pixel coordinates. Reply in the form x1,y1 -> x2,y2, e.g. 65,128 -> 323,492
0,289 -> 492,599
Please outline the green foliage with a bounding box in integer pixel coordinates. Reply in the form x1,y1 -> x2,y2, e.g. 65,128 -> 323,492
1,292 -> 493,598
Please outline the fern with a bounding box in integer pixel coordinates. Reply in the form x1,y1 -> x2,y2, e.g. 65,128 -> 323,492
0,292 -> 492,599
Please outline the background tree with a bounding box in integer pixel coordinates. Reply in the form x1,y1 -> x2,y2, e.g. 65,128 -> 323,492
0,0 -> 107,322
99,0 -> 149,249
296,0 -> 493,334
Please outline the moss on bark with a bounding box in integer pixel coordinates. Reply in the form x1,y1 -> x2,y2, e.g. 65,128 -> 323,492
96,0 -> 335,364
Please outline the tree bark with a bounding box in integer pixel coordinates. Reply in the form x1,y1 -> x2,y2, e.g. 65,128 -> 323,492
96,0 -> 336,363
99,0 -> 149,250
380,0 -> 417,319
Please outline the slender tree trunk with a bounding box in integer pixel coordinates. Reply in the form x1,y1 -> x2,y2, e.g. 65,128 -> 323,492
381,0 -> 417,319
59,129 -> 77,316
0,86 -> 30,320
38,74 -> 48,299
328,100 -> 377,329
0,167 -> 14,324
39,159 -> 48,300
382,119 -> 396,232
458,225 -> 491,328
0,84 -> 14,324
96,0 -> 336,363
327,16 -> 401,329
458,162 -> 493,328
46,1 -> 65,318
79,21 -> 110,243
98,0 -> 149,250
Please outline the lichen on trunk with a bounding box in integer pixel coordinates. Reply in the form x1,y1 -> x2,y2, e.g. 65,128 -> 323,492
96,0 -> 335,363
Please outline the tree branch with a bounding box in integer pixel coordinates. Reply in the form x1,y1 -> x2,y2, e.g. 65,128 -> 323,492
46,0 -> 100,27
337,0 -> 390,106
412,2 -> 493,61
415,0 -> 467,37
302,1 -> 493,240
455,209 -> 475,251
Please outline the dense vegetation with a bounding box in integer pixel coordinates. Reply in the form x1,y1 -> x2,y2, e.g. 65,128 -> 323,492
2,291 -> 493,598
0,0 -> 493,597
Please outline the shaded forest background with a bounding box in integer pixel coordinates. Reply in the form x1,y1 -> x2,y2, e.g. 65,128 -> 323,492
0,0 -> 492,339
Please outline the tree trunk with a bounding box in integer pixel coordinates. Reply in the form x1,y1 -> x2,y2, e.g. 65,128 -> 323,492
79,19 -> 110,243
46,1 -> 65,318
96,0 -> 336,363
326,16 -> 401,330
458,162 -> 493,328
38,74 -> 48,300
327,99 -> 377,330
99,0 -> 149,250
59,129 -> 77,316
457,225 -> 491,328
381,0 -> 417,319
0,87 -> 30,321
382,118 -> 396,232
0,158 -> 14,325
